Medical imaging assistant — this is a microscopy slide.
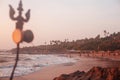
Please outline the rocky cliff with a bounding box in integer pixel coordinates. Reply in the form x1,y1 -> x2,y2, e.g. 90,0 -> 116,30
53,67 -> 120,80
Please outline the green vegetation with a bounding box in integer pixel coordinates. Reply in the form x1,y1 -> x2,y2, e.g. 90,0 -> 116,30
11,32 -> 120,53
46,32 -> 120,51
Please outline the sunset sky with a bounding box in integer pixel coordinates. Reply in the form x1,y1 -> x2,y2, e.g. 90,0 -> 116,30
0,0 -> 120,49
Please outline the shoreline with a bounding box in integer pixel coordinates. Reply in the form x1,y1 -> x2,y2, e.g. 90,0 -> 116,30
0,53 -> 120,80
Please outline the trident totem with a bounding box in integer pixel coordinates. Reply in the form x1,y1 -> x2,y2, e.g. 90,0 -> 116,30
9,0 -> 30,30
9,0 -> 34,80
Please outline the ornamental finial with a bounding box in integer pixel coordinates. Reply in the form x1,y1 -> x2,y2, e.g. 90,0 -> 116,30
17,0 -> 23,11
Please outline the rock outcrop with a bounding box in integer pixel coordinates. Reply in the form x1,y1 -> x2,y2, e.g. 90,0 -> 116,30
53,67 -> 120,80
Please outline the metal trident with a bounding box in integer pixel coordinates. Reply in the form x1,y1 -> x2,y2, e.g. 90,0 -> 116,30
9,0 -> 30,30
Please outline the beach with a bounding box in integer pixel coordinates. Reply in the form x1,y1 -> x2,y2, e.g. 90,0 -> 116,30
0,53 -> 120,80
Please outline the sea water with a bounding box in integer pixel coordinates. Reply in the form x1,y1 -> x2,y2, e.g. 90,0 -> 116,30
0,53 -> 76,77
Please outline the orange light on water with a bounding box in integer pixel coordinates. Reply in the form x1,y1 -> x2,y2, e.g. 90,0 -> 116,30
12,29 -> 22,44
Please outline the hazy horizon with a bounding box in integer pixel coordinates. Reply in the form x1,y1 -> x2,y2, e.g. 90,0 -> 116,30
0,0 -> 120,50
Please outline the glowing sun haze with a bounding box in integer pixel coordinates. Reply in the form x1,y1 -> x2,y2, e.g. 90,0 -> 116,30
0,0 -> 120,49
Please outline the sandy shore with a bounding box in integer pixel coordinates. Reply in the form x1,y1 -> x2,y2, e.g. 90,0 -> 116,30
0,59 -> 82,80
0,53 -> 120,80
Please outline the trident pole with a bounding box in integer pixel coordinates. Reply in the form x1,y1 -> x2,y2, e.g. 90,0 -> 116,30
10,44 -> 20,80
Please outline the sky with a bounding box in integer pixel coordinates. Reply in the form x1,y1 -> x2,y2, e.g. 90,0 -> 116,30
0,0 -> 120,50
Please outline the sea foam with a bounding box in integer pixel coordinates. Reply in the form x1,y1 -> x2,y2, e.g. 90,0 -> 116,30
0,54 -> 76,77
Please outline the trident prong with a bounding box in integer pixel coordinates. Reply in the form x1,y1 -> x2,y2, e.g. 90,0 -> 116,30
9,0 -> 30,30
